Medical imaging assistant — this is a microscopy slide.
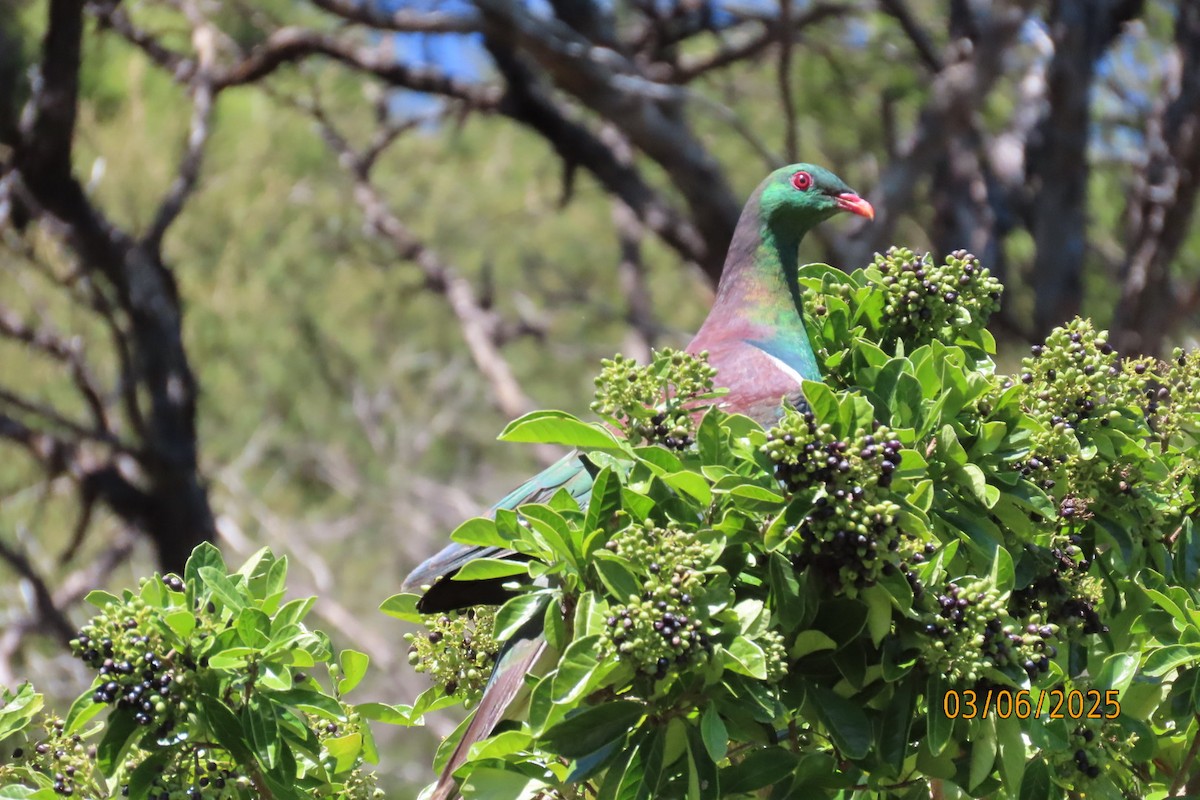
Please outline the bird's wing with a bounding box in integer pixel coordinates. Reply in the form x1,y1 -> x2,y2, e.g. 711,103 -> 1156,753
403,451 -> 596,612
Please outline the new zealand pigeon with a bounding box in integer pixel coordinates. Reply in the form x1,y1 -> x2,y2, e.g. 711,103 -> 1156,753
403,163 -> 873,799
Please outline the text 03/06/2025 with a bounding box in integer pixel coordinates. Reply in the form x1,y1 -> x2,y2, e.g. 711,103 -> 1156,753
942,688 -> 1121,720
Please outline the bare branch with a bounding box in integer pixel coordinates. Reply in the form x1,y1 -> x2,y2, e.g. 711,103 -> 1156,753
145,2 -> 218,252
672,3 -> 858,83
213,28 -> 502,107
484,37 -> 710,273
840,0 -> 1037,266
0,303 -> 110,434
0,535 -> 135,687
11,0 -> 216,572
299,97 -> 542,431
89,1 -> 195,80
309,0 -> 482,34
0,537 -> 76,645
877,0 -> 944,72
474,0 -> 740,283
778,2 -> 805,162
1113,2 -> 1200,354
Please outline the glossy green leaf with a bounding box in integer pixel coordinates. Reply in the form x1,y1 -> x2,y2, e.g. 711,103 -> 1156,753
541,701 -> 644,759
499,410 -> 623,449
338,649 -> 369,694
809,687 -> 872,760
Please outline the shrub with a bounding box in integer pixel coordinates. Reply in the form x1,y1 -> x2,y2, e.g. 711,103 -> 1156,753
391,249 -> 1200,799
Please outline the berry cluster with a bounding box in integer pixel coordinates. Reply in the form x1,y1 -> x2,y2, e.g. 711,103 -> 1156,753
70,579 -> 195,733
591,349 -> 719,449
895,541 -> 939,600
1013,536 -> 1107,635
922,580 -> 1059,684
599,522 -> 713,680
405,608 -> 498,706
122,750 -> 246,800
1019,318 -> 1123,437
764,411 -> 909,595
760,630 -> 789,682
869,247 -> 1002,346
1070,726 -> 1103,780
1045,715 -> 1137,790
1127,347 -> 1200,443
312,711 -> 384,800
1,718 -> 96,798
763,412 -> 904,494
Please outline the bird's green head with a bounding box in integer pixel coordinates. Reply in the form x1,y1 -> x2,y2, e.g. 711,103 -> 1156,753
757,163 -> 874,228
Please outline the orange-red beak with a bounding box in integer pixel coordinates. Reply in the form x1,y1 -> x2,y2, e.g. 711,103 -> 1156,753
836,192 -> 875,220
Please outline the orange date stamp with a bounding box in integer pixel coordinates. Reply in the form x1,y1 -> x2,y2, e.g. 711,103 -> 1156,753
942,688 -> 1121,720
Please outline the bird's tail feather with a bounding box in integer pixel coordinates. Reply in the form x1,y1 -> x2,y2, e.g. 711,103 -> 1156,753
429,615 -> 550,800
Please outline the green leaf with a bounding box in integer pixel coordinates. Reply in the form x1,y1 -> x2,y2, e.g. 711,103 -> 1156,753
198,566 -> 247,613
584,467 -> 624,542
208,647 -> 256,669
1017,758 -> 1052,800
127,750 -> 171,800
451,558 -> 529,582
499,410 -> 623,450
791,630 -> 837,658
552,635 -> 609,704
338,649 -> 369,695
493,591 -> 551,642
459,768 -> 547,800
235,607 -> 271,648
1095,652 -> 1139,693
721,747 -> 798,794
541,700 -> 644,759
663,716 -> 688,769
863,584 -> 893,646
355,702 -> 411,725
927,674 -> 953,756
908,479 -> 934,512
724,636 -> 767,679
700,703 -> 728,762
165,609 -> 197,639
520,504 -> 578,567
802,381 -> 839,423
324,732 -> 362,774
96,709 -> 139,776
768,552 -> 806,627
63,690 -> 105,737
0,683 -> 43,740
592,553 -> 641,603
808,686 -> 872,760
876,681 -> 915,776
185,542 -> 227,588
199,695 -> 255,764
0,789 -> 56,800
724,483 -> 785,505
967,717 -> 997,790
996,712 -> 1026,795
989,547 -> 1015,594
378,593 -> 422,623
1145,644 -> 1200,676
449,517 -> 511,549
267,688 -> 346,718
245,695 -> 281,769
82,589 -> 120,609
662,470 -> 712,506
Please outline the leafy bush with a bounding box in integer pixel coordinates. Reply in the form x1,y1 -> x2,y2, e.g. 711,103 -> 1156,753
6,249 -> 1200,800
0,545 -> 383,800
390,249 -> 1200,799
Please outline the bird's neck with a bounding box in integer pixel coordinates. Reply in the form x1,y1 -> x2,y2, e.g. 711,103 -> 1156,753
696,203 -> 821,382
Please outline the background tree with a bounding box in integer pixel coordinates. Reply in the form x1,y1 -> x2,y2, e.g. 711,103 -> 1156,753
1,0 -> 1198,793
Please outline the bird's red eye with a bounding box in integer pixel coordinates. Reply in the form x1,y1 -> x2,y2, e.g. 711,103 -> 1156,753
791,171 -> 813,191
